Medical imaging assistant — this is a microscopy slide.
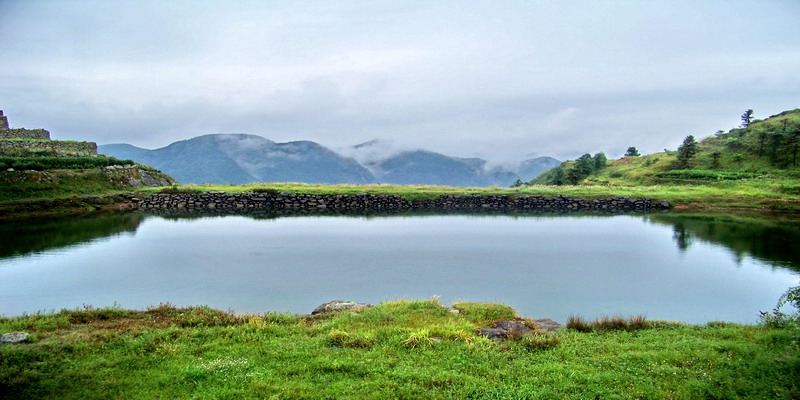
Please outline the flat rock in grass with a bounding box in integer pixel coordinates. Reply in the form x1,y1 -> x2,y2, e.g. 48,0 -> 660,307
479,328 -> 508,341
311,300 -> 372,315
495,320 -> 535,336
479,319 -> 563,341
1,332 -> 30,344
533,319 -> 562,332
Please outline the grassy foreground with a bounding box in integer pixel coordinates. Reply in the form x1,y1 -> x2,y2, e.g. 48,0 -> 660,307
2,300 -> 798,399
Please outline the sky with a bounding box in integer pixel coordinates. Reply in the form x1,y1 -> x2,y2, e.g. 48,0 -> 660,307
1,0 -> 799,162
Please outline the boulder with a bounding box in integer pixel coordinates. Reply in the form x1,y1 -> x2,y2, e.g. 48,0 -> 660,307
311,300 -> 372,315
532,318 -> 562,332
1,332 -> 30,344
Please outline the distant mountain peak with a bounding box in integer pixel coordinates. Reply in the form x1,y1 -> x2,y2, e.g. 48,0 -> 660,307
101,133 -> 560,187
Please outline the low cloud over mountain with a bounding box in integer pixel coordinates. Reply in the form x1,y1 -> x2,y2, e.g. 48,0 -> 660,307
100,134 -> 559,187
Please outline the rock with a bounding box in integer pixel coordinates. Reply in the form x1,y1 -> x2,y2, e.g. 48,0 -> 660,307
532,318 -> 562,332
660,200 -> 671,208
311,300 -> 372,315
1,332 -> 30,344
478,320 -> 534,341
6,168 -> 13,172
495,320 -> 535,337
479,328 -> 508,341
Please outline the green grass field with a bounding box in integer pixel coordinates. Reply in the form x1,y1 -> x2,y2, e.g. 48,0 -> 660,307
2,300 -> 798,399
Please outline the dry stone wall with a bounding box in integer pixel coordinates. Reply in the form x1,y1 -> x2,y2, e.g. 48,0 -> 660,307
138,192 -> 670,213
0,139 -> 97,155
0,128 -> 51,140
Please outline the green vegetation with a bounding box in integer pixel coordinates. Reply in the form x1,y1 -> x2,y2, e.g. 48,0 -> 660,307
1,299 -> 798,399
523,108 -> 800,211
0,156 -> 134,171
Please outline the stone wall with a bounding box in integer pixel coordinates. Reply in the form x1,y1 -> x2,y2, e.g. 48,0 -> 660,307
0,139 -> 97,155
0,110 -> 8,130
0,128 -> 51,140
138,192 -> 670,213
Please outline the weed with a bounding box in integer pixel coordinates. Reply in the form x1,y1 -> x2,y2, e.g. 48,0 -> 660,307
567,314 -> 649,332
402,328 -> 435,348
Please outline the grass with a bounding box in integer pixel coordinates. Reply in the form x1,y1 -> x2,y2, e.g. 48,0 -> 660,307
1,300 -> 798,399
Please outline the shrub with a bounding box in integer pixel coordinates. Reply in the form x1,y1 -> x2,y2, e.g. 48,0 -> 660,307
0,156 -> 134,171
566,315 -> 593,332
567,314 -> 649,332
655,169 -> 757,181
761,285 -> 800,328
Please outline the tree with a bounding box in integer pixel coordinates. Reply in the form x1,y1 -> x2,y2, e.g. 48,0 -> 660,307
710,152 -> 721,169
551,166 -> 566,185
788,122 -> 800,166
676,135 -> 698,169
741,109 -> 754,128
624,147 -> 640,157
510,179 -> 523,188
567,153 -> 595,184
593,152 -> 607,171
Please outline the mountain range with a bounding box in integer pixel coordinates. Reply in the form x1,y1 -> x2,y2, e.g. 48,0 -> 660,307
99,134 -> 559,187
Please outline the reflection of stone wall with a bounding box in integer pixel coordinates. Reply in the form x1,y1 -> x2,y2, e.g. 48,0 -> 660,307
0,140 -> 97,155
0,128 -> 51,140
139,192 -> 670,212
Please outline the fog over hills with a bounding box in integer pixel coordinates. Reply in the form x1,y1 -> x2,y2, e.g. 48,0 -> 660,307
100,134 -> 559,186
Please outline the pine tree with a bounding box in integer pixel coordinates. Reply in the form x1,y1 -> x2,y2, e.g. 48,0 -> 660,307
676,135 -> 698,169
741,109 -> 754,128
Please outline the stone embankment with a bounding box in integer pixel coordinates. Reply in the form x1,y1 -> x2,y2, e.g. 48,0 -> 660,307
0,139 -> 97,155
137,192 -> 670,212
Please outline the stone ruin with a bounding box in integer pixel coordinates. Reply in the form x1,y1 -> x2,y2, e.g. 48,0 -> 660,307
0,110 -> 8,130
0,110 -> 97,154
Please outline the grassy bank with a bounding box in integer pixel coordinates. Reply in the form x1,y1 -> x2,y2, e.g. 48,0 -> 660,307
159,180 -> 800,212
2,300 -> 798,399
2,170 -> 800,217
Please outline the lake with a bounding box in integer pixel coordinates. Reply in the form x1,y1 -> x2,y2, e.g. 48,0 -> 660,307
1,211 -> 798,324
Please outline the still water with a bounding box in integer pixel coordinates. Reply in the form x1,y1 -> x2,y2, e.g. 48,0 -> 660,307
1,212 -> 798,323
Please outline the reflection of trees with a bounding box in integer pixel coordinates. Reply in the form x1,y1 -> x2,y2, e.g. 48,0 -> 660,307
671,223 -> 693,251
647,213 -> 800,272
0,213 -> 146,259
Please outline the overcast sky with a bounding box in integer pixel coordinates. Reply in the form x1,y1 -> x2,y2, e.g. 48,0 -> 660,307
1,0 -> 798,161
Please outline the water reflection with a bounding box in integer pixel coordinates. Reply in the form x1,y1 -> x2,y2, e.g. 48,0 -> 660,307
0,213 -> 145,259
646,213 -> 800,271
3,211 -> 800,273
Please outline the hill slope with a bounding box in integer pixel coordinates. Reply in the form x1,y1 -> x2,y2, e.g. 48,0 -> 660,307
532,108 -> 800,186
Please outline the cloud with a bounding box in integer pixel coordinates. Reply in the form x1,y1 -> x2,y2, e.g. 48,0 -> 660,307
1,1 -> 799,162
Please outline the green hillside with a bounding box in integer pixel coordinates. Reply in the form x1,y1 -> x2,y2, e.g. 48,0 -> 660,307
532,109 -> 800,190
